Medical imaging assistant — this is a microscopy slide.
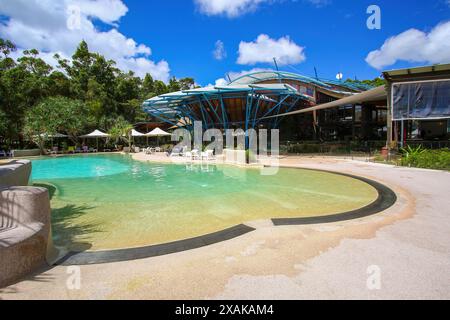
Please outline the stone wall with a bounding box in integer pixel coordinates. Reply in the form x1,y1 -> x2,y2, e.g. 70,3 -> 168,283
0,160 -> 32,187
11,149 -> 41,157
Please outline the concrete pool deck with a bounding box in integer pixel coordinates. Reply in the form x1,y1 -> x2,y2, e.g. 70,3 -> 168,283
0,156 -> 449,299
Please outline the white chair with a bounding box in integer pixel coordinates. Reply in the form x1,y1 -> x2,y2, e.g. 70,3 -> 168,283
191,149 -> 200,160
50,147 -> 59,155
201,150 -> 215,161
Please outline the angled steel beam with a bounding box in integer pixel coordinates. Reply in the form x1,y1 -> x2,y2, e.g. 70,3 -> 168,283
202,94 -> 224,127
219,94 -> 228,129
143,104 -> 179,128
258,94 -> 291,121
273,96 -> 302,128
252,95 -> 263,128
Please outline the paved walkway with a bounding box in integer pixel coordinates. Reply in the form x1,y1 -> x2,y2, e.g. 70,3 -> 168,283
1,156 -> 449,299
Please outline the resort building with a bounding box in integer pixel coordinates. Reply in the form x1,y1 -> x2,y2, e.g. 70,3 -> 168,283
143,65 -> 450,149
384,64 -> 450,148
142,71 -> 373,139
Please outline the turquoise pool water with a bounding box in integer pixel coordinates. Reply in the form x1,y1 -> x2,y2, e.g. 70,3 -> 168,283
32,156 -> 129,179
31,154 -> 378,251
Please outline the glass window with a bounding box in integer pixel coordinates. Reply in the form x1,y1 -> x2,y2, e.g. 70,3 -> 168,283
354,105 -> 362,122
393,80 -> 450,120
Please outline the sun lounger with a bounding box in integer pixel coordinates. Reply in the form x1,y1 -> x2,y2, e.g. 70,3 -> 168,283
168,147 -> 181,157
0,150 -> 12,158
50,147 -> 59,155
201,150 -> 215,161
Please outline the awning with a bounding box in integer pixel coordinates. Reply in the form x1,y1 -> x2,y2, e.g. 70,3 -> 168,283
264,86 -> 387,119
131,129 -> 145,137
80,130 -> 110,138
147,128 -> 171,137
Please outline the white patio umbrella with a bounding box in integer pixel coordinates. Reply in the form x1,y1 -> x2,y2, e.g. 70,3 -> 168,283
129,129 -> 145,146
34,133 -> 68,139
131,129 -> 145,137
146,128 -> 171,147
80,130 -> 110,150
49,133 -> 68,138
34,133 -> 68,148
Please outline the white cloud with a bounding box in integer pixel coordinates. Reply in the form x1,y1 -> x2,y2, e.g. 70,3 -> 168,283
213,40 -> 227,60
194,0 -> 268,18
206,68 -> 271,87
0,0 -> 170,81
227,68 -> 272,81
305,0 -> 331,8
212,78 -> 229,87
366,21 -> 450,70
237,34 -> 306,66
194,0 -> 329,17
72,0 -> 128,24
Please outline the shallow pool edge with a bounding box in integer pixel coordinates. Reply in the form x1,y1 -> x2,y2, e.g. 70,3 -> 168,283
54,168 -> 397,266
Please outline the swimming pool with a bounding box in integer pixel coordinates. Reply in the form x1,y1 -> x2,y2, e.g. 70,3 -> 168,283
31,154 -> 379,251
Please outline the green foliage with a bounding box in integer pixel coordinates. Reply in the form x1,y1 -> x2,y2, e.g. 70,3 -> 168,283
0,38 -> 196,148
400,147 -> 450,171
0,109 -> 7,137
168,77 -> 181,92
108,117 -> 133,149
287,143 -> 322,154
0,38 -> 16,58
23,96 -> 88,153
400,145 -> 426,159
345,77 -> 386,88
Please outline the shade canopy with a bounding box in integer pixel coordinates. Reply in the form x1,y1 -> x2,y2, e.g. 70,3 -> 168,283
80,130 -> 110,138
131,129 -> 145,137
263,86 -> 387,119
146,128 -> 171,137
35,133 -> 68,138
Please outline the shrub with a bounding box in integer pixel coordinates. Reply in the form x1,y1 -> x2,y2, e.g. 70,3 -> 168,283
400,146 -> 450,171
288,143 -> 321,154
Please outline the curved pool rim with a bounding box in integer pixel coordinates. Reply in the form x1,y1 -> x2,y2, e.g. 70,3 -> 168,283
55,167 -> 397,266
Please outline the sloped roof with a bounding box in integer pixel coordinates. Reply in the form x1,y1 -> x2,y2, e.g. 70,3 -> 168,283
228,70 -> 373,91
264,86 -> 387,119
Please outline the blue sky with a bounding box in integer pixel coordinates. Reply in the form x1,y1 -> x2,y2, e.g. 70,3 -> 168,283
1,0 -> 449,85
